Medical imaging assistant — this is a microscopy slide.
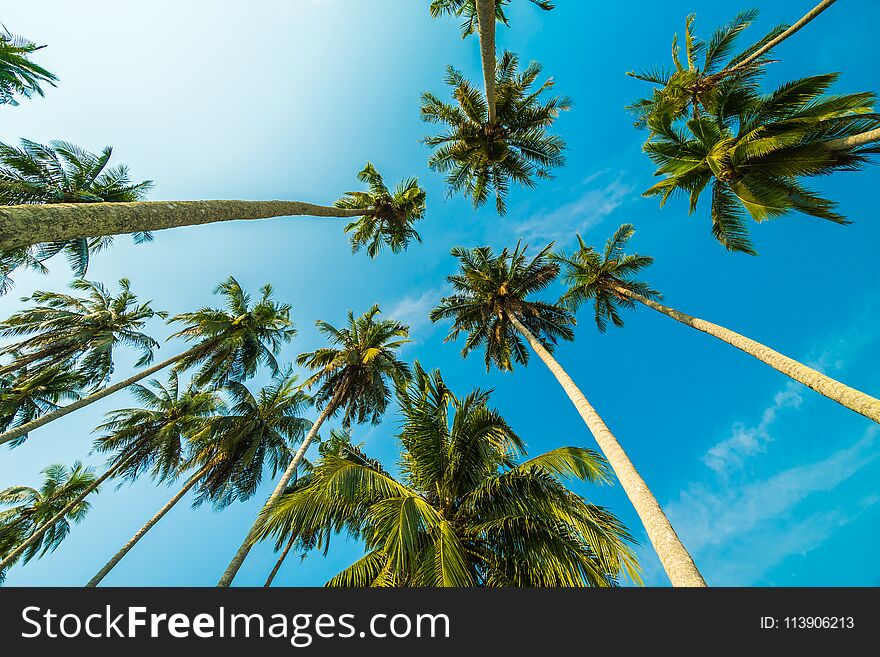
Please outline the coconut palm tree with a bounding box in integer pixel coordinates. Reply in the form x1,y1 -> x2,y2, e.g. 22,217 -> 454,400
430,0 -> 554,38
0,27 -> 57,106
84,373 -> 222,586
0,278 -> 164,384
642,72 -> 880,254
0,366 -> 85,447
0,139 -> 154,286
216,305 -> 410,587
555,224 -> 880,424
334,163 -> 426,257
0,166 -> 427,272
421,51 -> 570,214
0,276 -> 294,446
626,4 -> 837,129
256,363 -> 640,587
0,462 -> 97,581
430,243 -> 706,586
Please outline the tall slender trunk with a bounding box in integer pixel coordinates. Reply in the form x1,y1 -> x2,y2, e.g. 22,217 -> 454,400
0,455 -> 132,571
507,313 -> 707,587
0,342 -> 210,446
719,0 -> 837,78
475,0 -> 498,125
85,464 -> 211,587
0,200 -> 366,252
216,386 -> 345,587
823,127 -> 880,151
612,284 -> 880,424
264,535 -> 298,588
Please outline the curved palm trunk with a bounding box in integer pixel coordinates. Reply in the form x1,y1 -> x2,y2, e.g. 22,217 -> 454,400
264,534 -> 297,587
85,464 -> 211,587
823,127 -> 880,151
0,200 -> 366,252
0,342 -> 209,446
216,386 -> 345,587
0,455 -> 132,572
612,284 -> 880,424
508,313 -> 707,587
720,0 -> 837,78
475,0 -> 498,125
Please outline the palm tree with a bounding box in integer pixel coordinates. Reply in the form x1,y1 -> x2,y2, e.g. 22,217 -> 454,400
0,462 -> 97,582
430,0 -> 554,38
642,73 -> 880,254
0,166 -> 427,265
85,373 -> 222,586
421,51 -> 570,214
430,243 -> 706,586
0,366 -> 85,447
0,27 -> 58,106
0,139 -> 154,284
0,278 -> 163,384
0,276 -> 294,446
334,163 -> 426,257
256,363 -> 640,587
626,4 -> 837,129
555,224 -> 880,424
216,305 -> 410,587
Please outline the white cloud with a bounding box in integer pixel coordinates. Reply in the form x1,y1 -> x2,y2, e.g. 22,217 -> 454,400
384,286 -> 448,342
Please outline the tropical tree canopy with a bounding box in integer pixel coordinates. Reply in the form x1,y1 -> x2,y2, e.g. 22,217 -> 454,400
642,71 -> 880,254
296,304 -> 410,426
0,28 -> 57,106
257,363 -> 640,587
0,366 -> 84,446
429,0 -> 554,38
334,163 -> 426,257
0,277 -> 164,386
0,462 -> 96,581
430,242 -> 574,371
421,51 -> 571,214
169,276 -> 296,388
555,224 -> 659,332
186,371 -> 312,509
0,139 -> 154,282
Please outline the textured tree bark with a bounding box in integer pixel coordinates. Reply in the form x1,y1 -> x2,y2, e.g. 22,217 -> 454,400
0,342 -> 211,446
613,284 -> 880,424
85,464 -> 211,587
719,0 -> 837,78
475,0 -> 498,125
823,127 -> 880,151
0,200 -> 366,251
0,455 -> 133,571
216,386 -> 346,587
508,313 -> 707,587
264,535 -> 298,587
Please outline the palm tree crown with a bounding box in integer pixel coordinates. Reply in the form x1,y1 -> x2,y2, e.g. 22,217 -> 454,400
187,371 -> 312,509
0,365 -> 84,446
0,28 -> 57,106
430,243 -> 574,371
0,462 -> 96,581
0,277 -> 164,386
421,51 -> 571,214
169,276 -> 296,388
334,163 -> 426,257
555,224 -> 659,332
296,305 -> 410,427
257,363 -> 640,587
429,0 -> 554,38
0,139 -> 154,281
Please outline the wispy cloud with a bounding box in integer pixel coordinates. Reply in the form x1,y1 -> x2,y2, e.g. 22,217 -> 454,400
384,286 -> 448,343
510,171 -> 634,244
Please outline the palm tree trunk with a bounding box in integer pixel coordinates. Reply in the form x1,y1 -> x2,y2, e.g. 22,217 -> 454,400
216,386 -> 346,587
823,127 -> 880,151
264,534 -> 298,587
475,0 -> 498,125
85,464 -> 211,587
508,313 -> 707,587
612,284 -> 880,424
0,454 -> 133,572
0,200 -> 366,252
720,0 -> 837,78
0,342 -> 210,446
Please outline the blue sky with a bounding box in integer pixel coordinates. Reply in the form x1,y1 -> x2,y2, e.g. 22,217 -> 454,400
1,0 -> 879,587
